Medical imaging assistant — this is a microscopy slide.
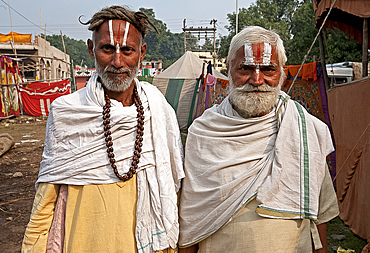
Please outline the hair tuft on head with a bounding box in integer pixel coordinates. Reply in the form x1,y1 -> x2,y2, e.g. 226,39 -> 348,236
79,5 -> 159,38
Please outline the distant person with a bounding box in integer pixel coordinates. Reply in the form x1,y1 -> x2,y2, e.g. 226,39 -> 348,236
22,5 -> 184,253
178,26 -> 339,253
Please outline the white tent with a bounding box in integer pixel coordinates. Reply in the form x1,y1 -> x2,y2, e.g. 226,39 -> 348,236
152,51 -> 227,129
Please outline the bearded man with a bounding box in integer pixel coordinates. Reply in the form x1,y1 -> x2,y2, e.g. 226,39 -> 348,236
178,26 -> 338,253
22,6 -> 184,253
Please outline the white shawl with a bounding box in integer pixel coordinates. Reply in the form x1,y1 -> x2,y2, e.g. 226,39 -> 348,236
37,72 -> 185,252
179,91 -> 334,246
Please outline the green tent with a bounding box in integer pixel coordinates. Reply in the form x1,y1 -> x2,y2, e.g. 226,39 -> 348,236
152,51 -> 226,129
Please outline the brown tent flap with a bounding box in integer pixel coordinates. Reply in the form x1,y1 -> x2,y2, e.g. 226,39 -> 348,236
327,77 -> 370,248
313,0 -> 370,46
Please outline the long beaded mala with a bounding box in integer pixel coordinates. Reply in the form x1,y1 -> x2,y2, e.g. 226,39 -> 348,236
102,86 -> 144,181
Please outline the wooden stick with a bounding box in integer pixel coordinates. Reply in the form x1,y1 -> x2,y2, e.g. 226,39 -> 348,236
0,197 -> 33,206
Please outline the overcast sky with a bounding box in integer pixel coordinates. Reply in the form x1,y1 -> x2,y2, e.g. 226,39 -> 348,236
0,0 -> 255,42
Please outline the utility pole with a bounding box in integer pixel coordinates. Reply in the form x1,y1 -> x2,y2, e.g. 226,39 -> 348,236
183,19 -> 218,66
183,19 -> 187,53
7,1 -> 17,58
236,0 -> 239,34
211,19 -> 217,66
40,8 -> 42,36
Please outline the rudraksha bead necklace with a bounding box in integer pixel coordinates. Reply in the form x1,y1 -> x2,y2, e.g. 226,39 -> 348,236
102,85 -> 144,181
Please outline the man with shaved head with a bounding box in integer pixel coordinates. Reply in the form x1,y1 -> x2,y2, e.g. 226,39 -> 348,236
22,6 -> 184,253
178,26 -> 338,253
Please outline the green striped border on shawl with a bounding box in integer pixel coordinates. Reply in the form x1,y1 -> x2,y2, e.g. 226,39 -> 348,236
293,101 -> 310,218
261,95 -> 315,220
137,230 -> 166,251
165,79 -> 184,112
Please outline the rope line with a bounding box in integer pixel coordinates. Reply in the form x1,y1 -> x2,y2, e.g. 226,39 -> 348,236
287,0 -> 338,95
332,122 -> 370,182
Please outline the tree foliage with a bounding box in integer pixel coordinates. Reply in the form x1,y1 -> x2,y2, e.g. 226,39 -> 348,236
324,28 -> 362,63
220,0 -> 362,65
45,34 -> 94,68
219,0 -> 300,60
287,0 -> 319,64
139,8 -> 184,69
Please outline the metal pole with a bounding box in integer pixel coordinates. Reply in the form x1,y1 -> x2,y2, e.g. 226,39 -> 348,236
183,19 -> 187,53
40,8 -> 42,36
236,0 -> 239,34
213,19 -> 216,67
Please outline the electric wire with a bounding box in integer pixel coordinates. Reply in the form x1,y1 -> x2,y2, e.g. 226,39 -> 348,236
1,0 -> 56,34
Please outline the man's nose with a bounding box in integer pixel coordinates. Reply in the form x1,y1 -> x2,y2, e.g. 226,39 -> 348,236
249,70 -> 264,86
111,49 -> 124,69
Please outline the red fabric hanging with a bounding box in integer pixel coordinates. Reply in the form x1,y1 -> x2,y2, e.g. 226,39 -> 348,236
19,80 -> 71,117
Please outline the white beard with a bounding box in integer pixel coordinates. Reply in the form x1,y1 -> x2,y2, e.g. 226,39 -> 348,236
95,59 -> 138,92
228,78 -> 281,119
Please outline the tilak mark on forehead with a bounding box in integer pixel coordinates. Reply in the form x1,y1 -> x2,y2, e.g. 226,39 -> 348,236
243,42 -> 274,74
108,20 -> 131,53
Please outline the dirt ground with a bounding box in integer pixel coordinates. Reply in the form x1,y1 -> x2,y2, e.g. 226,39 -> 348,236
0,116 -> 47,253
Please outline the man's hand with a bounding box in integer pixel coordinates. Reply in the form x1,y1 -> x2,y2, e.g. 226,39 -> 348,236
178,244 -> 198,253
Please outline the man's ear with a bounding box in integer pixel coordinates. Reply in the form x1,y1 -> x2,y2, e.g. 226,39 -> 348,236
140,43 -> 147,62
87,39 -> 95,59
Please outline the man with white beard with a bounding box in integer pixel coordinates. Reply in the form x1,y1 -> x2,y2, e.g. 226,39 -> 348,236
178,26 -> 338,253
22,6 -> 184,253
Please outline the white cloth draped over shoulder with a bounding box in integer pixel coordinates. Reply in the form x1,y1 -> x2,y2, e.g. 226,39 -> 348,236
37,72 -> 185,252
179,91 -> 334,246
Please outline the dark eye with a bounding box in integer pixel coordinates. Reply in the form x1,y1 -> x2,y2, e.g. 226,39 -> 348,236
260,66 -> 278,75
101,44 -> 115,52
120,46 -> 134,54
240,66 -> 254,72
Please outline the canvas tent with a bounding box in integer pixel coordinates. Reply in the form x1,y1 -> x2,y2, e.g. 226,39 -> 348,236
152,51 -> 227,129
314,1 -> 370,250
327,77 -> 370,251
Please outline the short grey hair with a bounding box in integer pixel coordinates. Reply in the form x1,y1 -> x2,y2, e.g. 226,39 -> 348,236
227,26 -> 287,68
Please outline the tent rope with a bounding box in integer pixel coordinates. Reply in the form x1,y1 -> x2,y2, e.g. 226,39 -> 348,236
332,122 -> 370,182
287,0 -> 338,95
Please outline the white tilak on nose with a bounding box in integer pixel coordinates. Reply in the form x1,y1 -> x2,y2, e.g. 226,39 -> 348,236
108,20 -> 131,53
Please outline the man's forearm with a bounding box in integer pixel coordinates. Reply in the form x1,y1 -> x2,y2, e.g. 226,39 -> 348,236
315,223 -> 327,253
179,244 -> 198,253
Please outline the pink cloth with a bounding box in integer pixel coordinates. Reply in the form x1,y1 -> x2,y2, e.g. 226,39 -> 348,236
206,73 -> 217,86
46,184 -> 68,253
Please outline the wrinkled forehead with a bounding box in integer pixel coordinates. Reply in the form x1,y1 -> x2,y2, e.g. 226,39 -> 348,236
98,19 -> 140,46
242,42 -> 278,66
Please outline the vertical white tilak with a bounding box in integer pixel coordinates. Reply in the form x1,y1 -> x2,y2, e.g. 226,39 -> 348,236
262,42 -> 272,65
122,22 -> 130,46
244,43 -> 254,65
109,20 -> 114,46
